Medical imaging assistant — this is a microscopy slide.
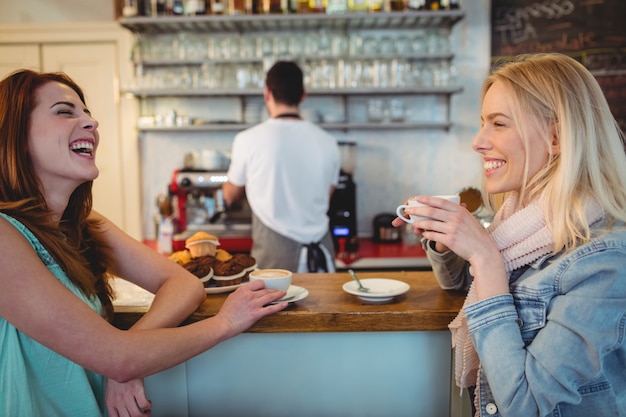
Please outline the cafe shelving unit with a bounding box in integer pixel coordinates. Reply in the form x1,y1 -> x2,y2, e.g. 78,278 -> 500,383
119,10 -> 464,33
118,10 -> 465,132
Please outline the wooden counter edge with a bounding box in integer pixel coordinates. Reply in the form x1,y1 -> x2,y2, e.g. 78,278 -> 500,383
113,306 -> 461,333
112,272 -> 466,333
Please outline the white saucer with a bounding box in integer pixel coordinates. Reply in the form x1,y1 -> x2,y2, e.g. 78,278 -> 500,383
342,278 -> 410,303
272,285 -> 308,304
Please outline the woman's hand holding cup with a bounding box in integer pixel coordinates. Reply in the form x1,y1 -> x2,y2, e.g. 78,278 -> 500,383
394,195 -> 460,224
392,195 -> 460,253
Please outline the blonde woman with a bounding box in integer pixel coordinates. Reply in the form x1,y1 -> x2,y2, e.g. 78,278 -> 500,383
394,53 -> 626,416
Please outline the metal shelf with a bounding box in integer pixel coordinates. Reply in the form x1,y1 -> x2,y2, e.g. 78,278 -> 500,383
138,121 -> 453,132
123,86 -> 463,97
121,10 -> 465,132
137,52 -> 455,66
119,10 -> 465,34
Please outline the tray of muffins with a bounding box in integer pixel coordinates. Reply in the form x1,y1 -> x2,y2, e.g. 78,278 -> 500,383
168,231 -> 257,294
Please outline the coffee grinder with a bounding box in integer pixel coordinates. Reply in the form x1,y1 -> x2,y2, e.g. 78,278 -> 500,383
328,141 -> 358,252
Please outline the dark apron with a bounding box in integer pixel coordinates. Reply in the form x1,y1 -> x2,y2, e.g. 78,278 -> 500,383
251,213 -> 335,272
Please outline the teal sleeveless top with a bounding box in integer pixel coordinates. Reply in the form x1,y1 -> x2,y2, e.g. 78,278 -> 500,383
0,212 -> 107,417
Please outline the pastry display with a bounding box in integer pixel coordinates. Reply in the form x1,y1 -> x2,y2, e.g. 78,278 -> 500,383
169,232 -> 256,291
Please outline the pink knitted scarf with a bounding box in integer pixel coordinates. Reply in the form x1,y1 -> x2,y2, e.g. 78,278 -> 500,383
449,192 -> 604,398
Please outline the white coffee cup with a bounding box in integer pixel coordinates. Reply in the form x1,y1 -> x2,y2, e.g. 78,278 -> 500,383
396,195 -> 461,223
249,269 -> 292,291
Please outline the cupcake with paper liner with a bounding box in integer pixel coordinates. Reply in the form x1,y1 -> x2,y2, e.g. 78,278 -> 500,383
185,231 -> 220,258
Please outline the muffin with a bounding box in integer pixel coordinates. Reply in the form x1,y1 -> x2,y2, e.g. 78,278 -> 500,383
212,259 -> 246,287
169,250 -> 192,266
183,255 -> 215,279
213,258 -> 245,276
212,270 -> 246,287
214,248 -> 233,262
231,253 -> 257,281
185,231 -> 220,258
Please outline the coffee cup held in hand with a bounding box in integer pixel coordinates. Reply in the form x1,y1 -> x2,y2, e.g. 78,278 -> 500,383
248,269 -> 292,291
396,195 -> 461,223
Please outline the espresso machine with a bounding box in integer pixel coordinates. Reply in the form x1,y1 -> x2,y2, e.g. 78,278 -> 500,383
169,169 -> 252,237
328,141 -> 358,252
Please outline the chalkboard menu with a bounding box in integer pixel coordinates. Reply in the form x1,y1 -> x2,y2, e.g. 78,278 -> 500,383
491,0 -> 626,132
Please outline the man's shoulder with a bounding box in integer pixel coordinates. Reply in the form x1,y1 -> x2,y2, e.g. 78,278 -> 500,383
234,120 -> 271,140
298,121 -> 339,140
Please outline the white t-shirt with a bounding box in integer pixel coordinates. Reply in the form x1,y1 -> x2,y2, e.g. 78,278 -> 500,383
227,118 -> 340,244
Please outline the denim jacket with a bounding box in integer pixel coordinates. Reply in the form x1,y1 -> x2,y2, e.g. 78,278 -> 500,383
425,218 -> 626,417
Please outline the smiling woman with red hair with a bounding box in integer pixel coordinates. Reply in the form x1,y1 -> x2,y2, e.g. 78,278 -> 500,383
0,69 -> 288,417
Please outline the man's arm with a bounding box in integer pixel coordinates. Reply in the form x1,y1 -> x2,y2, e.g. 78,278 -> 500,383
222,181 -> 246,207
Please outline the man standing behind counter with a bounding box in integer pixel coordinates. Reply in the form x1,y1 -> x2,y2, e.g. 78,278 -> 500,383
223,61 -> 340,273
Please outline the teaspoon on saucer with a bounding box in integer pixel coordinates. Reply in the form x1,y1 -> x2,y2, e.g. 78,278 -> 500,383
348,269 -> 370,292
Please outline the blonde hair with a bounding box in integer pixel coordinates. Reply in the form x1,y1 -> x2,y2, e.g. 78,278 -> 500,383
482,53 -> 626,252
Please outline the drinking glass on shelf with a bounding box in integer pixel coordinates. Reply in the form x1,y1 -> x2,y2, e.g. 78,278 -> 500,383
303,35 -> 318,57
258,34 -> 274,57
240,36 -> 256,59
330,32 -> 348,57
248,64 -> 264,88
212,35 -> 226,59
379,36 -> 395,56
222,64 -> 239,89
426,29 -> 451,55
317,30 -> 331,57
396,36 -> 411,56
420,62 -> 435,87
377,60 -> 391,88
273,35 -> 290,58
438,28 -> 452,54
289,33 -> 305,57
236,66 -> 249,89
410,30 -> 426,55
388,99 -> 406,122
348,33 -> 363,57
361,61 -> 375,87
362,36 -> 379,57
322,60 -> 337,88
367,99 -> 385,123
425,30 -> 440,55
206,37 -> 217,60
171,33 -> 190,60
390,59 -> 409,88
310,62 -> 324,88
407,61 -> 423,87
180,67 -> 194,89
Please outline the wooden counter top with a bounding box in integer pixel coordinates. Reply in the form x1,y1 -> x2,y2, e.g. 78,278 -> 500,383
113,271 -> 465,333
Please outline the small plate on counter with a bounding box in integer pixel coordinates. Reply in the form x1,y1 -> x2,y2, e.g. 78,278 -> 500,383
271,285 -> 309,304
342,278 -> 410,303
